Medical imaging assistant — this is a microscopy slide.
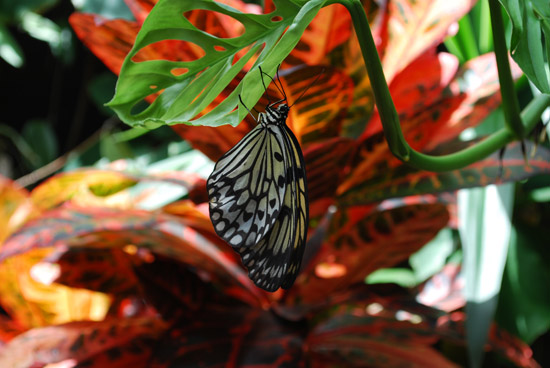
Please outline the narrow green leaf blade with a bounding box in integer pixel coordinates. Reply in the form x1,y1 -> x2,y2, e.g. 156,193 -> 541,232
499,0 -> 550,93
458,183 -> 515,368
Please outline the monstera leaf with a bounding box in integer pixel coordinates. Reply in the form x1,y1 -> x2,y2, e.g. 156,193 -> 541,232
107,0 -> 326,128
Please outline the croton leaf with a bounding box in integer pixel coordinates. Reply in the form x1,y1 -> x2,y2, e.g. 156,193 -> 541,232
0,248 -> 111,329
338,141 -> 550,205
107,0 -> 326,128
30,170 -> 137,211
125,0 -> 157,24
338,51 -> 522,200
0,314 -> 25,346
52,248 -> 141,295
69,14 -> 140,75
306,298 -> 540,368
0,176 -> 34,243
148,305 -> 303,366
303,290 -> 456,368
284,3 -> 352,66
0,206 -> 268,307
381,0 -> 475,83
303,137 -> 355,201
0,317 -> 168,368
284,204 -> 449,309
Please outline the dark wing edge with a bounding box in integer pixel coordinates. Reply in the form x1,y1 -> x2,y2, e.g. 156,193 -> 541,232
238,125 -> 309,292
281,124 -> 309,290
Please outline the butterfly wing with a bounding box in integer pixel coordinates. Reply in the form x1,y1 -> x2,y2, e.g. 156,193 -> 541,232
238,125 -> 309,291
207,123 -> 288,248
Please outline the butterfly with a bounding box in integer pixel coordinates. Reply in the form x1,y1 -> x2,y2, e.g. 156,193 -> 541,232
206,66 -> 311,292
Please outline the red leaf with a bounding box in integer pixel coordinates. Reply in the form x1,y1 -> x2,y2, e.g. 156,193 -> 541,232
0,206 -> 268,308
148,306 -> 303,367
0,317 -> 167,368
304,137 -> 355,201
338,141 -> 550,205
124,0 -> 157,24
437,312 -> 541,368
425,53 -> 523,149
285,4 -> 352,66
69,14 -> 139,75
53,248 -> 141,295
0,315 -> 26,347
284,204 -> 448,309
381,0 -> 475,82
306,292 -> 458,368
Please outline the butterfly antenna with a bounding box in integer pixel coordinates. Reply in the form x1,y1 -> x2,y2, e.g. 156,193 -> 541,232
260,65 -> 287,103
239,94 -> 258,123
289,67 -> 325,108
258,66 -> 273,106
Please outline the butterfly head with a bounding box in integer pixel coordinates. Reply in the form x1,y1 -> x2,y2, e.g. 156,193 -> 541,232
277,103 -> 290,119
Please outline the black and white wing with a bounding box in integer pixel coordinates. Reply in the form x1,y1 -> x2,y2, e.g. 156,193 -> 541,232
207,123 -> 288,248
235,125 -> 309,291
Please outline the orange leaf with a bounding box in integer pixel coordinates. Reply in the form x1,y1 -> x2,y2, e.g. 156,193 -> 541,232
286,4 -> 352,66
285,204 -> 448,307
0,249 -> 110,329
69,14 -> 139,75
382,0 -> 475,82
31,170 -> 137,211
0,177 -> 34,243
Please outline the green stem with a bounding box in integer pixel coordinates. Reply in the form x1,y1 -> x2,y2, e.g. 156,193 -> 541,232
408,94 -> 550,171
489,0 -> 524,138
337,0 -> 410,161
336,0 -> 549,172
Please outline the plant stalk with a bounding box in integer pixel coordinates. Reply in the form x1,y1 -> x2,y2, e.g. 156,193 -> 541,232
338,0 -> 410,161
488,0 -> 524,138
337,0 -> 549,172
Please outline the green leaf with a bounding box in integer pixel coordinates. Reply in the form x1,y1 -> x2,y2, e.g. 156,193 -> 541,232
0,23 -> 24,67
70,0 -> 135,21
21,119 -> 58,167
499,0 -> 550,93
496,226 -> 550,343
365,268 -> 417,288
88,72 -> 117,116
410,228 -> 455,283
99,130 -> 134,162
107,0 -> 326,129
0,0 -> 59,21
458,183 -> 515,368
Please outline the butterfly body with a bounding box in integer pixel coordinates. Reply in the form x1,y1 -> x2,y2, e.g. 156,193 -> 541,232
207,102 -> 308,292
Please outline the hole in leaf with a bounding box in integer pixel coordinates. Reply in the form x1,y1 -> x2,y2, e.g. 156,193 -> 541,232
231,43 -> 265,68
132,40 -> 205,62
149,85 -> 157,89
184,10 -> 245,38
271,15 -> 283,22
214,45 -> 226,52
171,67 -> 189,77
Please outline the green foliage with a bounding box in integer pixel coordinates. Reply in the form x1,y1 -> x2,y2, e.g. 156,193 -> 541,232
0,0 -> 73,67
107,0 -> 325,128
21,119 -> 58,168
70,0 -> 135,20
499,0 -> 550,93
496,225 -> 550,344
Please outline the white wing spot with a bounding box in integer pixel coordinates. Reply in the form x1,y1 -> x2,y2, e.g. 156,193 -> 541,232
230,234 -> 243,246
